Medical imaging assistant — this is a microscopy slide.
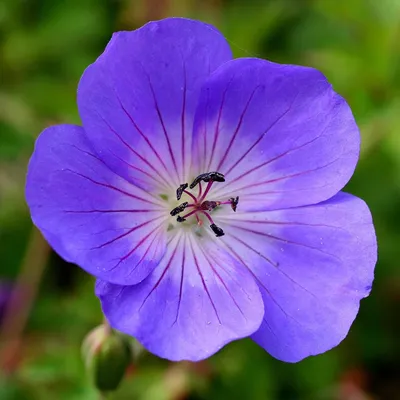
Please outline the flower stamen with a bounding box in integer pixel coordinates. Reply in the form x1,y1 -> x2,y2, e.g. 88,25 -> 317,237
169,171 -> 237,237
198,181 -> 203,198
170,202 -> 189,216
195,214 -> 203,226
177,208 -> 198,222
189,171 -> 225,189
176,183 -> 188,201
229,196 -> 239,212
183,190 -> 198,203
198,180 -> 214,204
200,201 -> 220,211
210,223 -> 225,237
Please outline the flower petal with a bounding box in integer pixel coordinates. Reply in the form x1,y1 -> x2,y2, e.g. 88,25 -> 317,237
26,124 -> 168,285
96,232 -> 264,361
78,18 -> 232,191
192,58 -> 360,210
216,192 -> 376,362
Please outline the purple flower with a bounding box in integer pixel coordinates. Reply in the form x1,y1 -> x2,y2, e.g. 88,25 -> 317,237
26,18 -> 377,362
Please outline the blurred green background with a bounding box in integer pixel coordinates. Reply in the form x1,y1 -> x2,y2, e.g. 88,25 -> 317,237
0,0 -> 399,399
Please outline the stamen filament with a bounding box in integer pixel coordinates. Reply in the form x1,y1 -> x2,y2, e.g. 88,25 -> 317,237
200,210 -> 214,225
178,209 -> 198,222
199,180 -> 213,203
195,214 -> 202,226
198,181 -> 203,198
183,190 -> 198,203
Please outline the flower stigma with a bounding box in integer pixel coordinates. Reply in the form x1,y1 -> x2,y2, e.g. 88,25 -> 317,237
169,172 -> 239,237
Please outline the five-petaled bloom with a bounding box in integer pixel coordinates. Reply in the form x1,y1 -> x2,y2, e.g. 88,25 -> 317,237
26,18 -> 377,362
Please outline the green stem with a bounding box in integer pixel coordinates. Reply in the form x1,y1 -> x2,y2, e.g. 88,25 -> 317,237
0,228 -> 50,373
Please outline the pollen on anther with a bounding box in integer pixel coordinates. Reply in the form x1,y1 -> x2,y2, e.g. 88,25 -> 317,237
170,202 -> 188,216
210,223 -> 224,237
189,171 -> 225,189
230,196 -> 239,212
176,183 -> 188,201
200,201 -> 219,211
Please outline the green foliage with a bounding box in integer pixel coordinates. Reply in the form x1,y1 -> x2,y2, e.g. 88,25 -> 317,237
1,0 -> 399,398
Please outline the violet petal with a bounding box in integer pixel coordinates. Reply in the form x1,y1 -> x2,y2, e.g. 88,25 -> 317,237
26,124 -> 167,285
96,233 -> 264,361
216,192 -> 376,362
78,18 -> 232,190
192,58 -> 360,211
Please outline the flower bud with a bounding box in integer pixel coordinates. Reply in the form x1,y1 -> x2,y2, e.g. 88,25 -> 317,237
82,324 -> 131,392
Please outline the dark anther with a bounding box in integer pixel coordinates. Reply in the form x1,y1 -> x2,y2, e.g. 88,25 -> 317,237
176,183 -> 188,200
200,201 -> 220,211
177,215 -> 186,223
229,196 -> 239,212
170,202 -> 188,216
210,223 -> 225,237
189,171 -> 225,189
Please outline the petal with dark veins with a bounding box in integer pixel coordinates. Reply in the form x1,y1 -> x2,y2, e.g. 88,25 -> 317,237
96,232 -> 264,361
26,124 -> 167,285
216,192 -> 376,362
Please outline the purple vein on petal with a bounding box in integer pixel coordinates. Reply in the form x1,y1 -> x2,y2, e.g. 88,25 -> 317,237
127,228 -> 166,279
95,110 -> 172,186
216,158 -> 344,199
140,68 -> 180,185
172,235 -> 186,326
109,148 -> 168,189
189,236 -> 222,324
91,215 -> 165,250
181,60 -> 187,182
223,123 -> 330,187
215,137 -> 328,198
63,169 -> 162,207
110,221 -> 166,273
204,251 -> 252,301
219,240 -> 301,325
115,95 -> 171,176
133,59 -> 180,182
224,223 -> 340,261
206,77 -> 234,172
223,103 -> 293,177
219,217 -> 349,232
201,88 -> 210,173
139,234 -> 183,311
216,85 -> 261,171
63,209 -> 163,214
242,185 -> 332,197
197,243 -> 246,318
68,143 -> 151,189
250,218 -> 354,236
100,63 -> 171,182
240,159 -> 342,191
67,143 -> 166,202
262,317 -> 280,340
226,233 -> 317,299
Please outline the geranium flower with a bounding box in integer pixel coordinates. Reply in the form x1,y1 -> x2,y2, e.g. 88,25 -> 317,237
26,18 -> 377,362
